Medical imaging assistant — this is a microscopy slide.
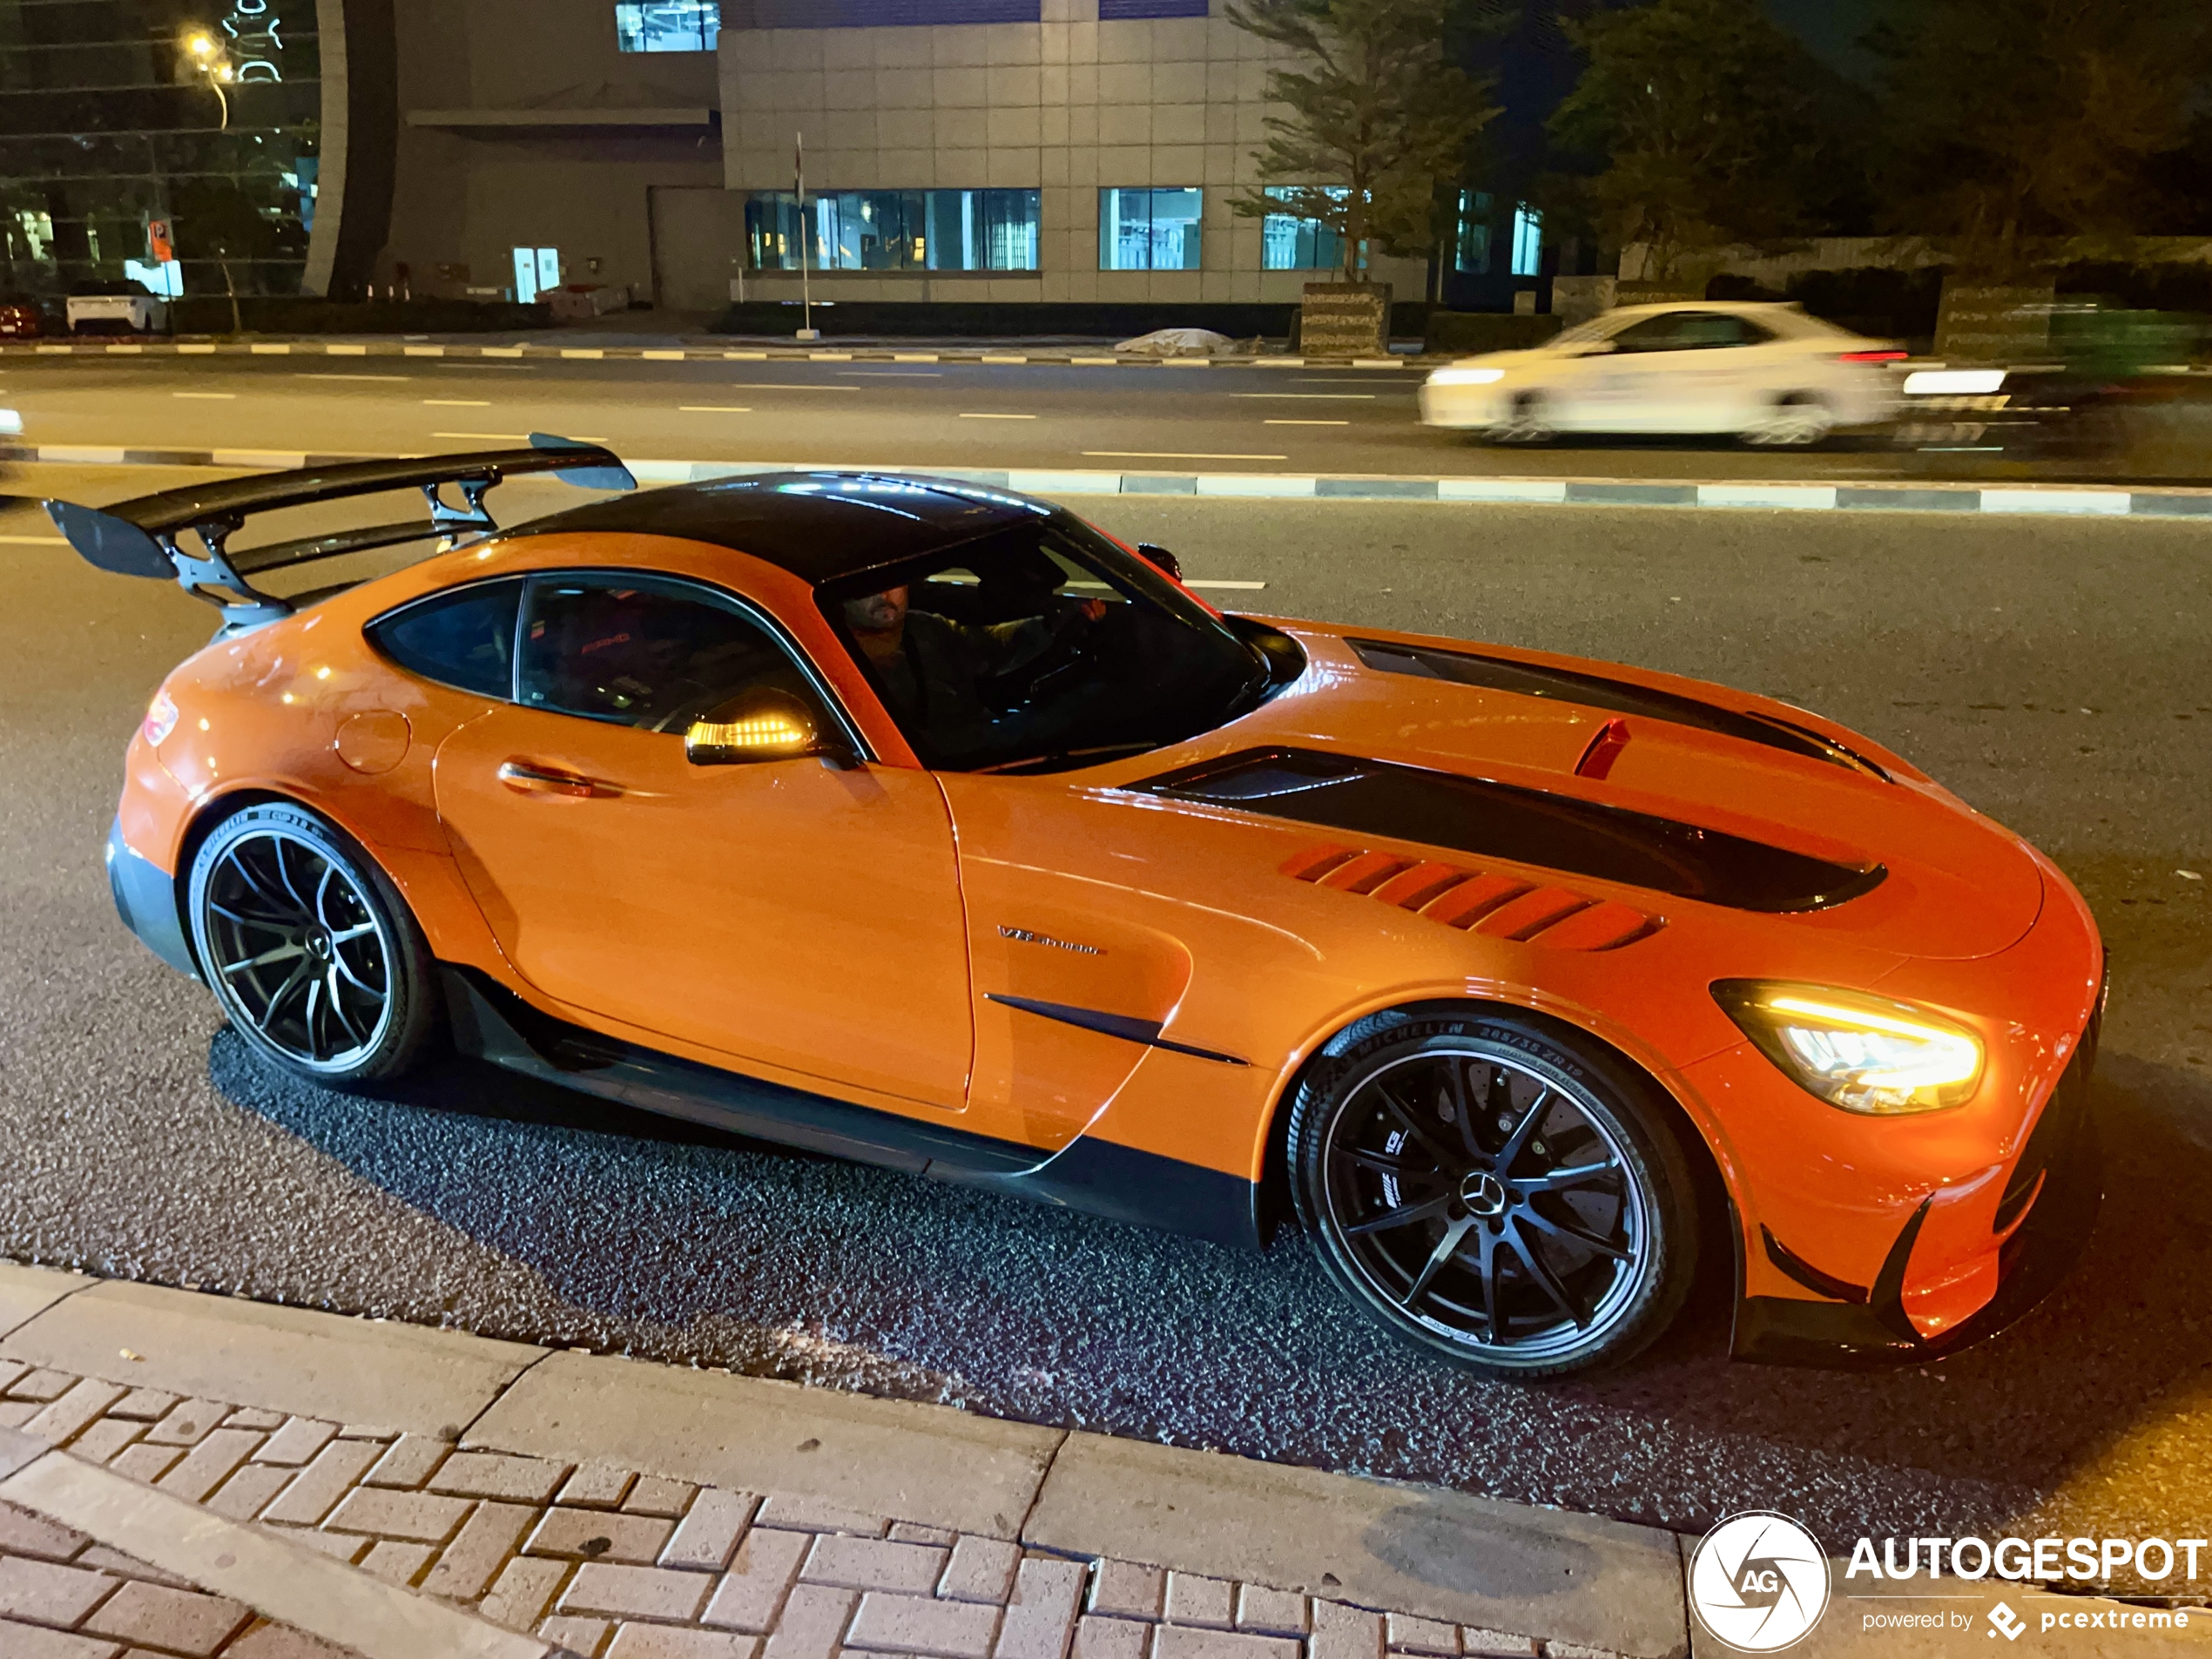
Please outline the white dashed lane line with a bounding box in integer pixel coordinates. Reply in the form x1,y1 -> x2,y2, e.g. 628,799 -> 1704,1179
423,399 -> 491,407
172,391 -> 234,399
960,412 -> 1036,420
1082,450 -> 1289,461
1230,393 -> 1376,400
679,406 -> 754,413
1264,420 -> 1351,426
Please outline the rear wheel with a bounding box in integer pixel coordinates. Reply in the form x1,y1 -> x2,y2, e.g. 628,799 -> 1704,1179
1289,1010 -> 1697,1378
1742,393 -> 1834,448
186,801 -> 439,1085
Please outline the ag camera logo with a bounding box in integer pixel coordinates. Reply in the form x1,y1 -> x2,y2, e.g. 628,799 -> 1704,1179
1689,1512 -> 1831,1651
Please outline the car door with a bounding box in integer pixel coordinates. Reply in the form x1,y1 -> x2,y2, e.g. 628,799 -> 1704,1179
432,569 -> 974,1113
1597,310 -> 1774,431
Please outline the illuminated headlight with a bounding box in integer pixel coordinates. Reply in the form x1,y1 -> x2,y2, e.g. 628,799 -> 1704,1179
1713,981 -> 1984,1115
0,408 -> 21,436
1426,368 -> 1506,387
143,689 -> 179,747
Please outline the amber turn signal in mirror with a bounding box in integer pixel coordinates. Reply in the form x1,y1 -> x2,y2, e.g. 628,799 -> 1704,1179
685,691 -> 820,765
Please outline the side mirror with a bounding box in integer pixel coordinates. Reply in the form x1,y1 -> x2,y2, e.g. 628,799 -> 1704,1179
1136,542 -> 1184,581
685,689 -> 856,769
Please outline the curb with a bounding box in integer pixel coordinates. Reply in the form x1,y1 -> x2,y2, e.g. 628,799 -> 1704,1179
6,446 -> 2212,520
0,339 -> 1420,370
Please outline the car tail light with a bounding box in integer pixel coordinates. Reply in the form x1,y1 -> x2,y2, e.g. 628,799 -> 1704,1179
1838,349 -> 1908,365
143,689 -> 179,747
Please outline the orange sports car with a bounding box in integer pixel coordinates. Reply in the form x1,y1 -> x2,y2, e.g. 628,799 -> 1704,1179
56,440 -> 2105,1379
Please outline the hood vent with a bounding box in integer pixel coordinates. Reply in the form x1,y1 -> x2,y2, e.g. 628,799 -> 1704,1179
1135,747 -> 1886,914
1281,844 -> 1660,950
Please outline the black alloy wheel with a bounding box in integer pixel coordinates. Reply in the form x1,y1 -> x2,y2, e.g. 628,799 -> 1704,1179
187,802 -> 439,1084
1291,1012 -> 1696,1378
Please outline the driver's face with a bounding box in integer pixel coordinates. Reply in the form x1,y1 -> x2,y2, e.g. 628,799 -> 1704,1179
844,585 -> 909,637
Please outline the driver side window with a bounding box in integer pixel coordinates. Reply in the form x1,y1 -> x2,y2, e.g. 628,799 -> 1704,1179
517,572 -> 830,733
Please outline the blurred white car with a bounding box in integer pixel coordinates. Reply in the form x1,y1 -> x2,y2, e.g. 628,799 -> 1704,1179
66,290 -> 166,335
1420,302 -> 1905,447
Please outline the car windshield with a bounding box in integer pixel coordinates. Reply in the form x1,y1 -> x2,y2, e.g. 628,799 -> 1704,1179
818,512 -> 1272,773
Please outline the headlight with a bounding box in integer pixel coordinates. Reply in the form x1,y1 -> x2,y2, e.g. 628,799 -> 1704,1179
0,408 -> 21,436
143,689 -> 179,747
1713,981 -> 1984,1115
1426,368 -> 1505,387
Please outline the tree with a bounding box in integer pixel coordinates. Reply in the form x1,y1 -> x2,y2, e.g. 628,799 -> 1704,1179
1226,0 -> 1499,282
1547,0 -> 1844,282
1867,0 -> 2212,279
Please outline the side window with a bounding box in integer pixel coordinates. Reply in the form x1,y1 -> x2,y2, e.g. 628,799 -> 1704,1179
366,577 -> 523,699
517,572 -> 831,733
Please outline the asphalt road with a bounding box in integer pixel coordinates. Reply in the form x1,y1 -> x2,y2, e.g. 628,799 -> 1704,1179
3,351 -> 2204,484
3,462 -> 2209,1575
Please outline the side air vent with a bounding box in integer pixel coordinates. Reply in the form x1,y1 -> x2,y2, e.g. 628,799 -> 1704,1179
1280,843 -> 1661,950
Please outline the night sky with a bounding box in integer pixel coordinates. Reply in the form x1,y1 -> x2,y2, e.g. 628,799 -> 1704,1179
1764,0 -> 1878,72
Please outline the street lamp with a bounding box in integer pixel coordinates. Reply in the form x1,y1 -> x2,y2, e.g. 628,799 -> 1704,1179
185,30 -> 233,129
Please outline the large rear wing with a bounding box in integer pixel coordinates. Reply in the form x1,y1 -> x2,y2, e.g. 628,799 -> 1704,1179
46,432 -> 634,632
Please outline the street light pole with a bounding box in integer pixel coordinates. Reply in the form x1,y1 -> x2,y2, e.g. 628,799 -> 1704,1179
795,131 -> 817,342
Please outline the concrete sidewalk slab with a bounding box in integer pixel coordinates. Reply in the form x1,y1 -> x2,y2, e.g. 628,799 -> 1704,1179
463,1351 -> 1062,1540
0,1263 -> 91,1339
0,1279 -> 545,1435
1024,1433 -> 1689,1659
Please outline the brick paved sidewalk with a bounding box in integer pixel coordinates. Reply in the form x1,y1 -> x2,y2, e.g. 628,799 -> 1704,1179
0,1352 -> 1561,1659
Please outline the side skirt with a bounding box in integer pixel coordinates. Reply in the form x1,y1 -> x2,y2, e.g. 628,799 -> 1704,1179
441,967 -> 1263,1250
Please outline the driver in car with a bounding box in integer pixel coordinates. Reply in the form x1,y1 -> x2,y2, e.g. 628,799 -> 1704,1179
842,584 -> 1103,757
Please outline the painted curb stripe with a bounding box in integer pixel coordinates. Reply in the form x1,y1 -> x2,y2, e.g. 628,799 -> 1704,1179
7,442 -> 2212,519
0,1440 -> 549,1659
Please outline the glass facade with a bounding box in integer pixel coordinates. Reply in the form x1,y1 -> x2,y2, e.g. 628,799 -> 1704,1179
1453,189 -> 1493,274
746,189 -> 1040,273
1510,205 -> 1543,277
1259,185 -> 1346,271
614,2 -> 720,51
0,0 -> 321,303
1098,186 -> 1200,271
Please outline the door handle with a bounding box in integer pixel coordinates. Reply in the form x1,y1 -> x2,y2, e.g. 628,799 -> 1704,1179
497,759 -> 604,799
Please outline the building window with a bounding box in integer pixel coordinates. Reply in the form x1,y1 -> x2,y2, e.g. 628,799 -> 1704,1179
616,2 -> 721,51
1260,186 -> 1348,272
745,190 -> 1041,272
1510,205 -> 1543,278
1453,190 -> 1493,275
1099,188 -> 1202,272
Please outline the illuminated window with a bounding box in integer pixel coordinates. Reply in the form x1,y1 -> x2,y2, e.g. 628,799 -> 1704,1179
1099,188 -> 1202,271
616,2 -> 720,51
1510,205 -> 1543,278
1453,190 -> 1493,274
1260,186 -> 1347,271
746,190 -> 1040,272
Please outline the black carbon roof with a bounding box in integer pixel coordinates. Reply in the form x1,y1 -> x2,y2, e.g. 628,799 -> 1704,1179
511,470 -> 1051,585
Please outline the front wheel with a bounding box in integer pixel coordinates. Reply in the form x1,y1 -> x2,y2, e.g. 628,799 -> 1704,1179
1289,1010 -> 1698,1379
1741,394 -> 1834,448
186,801 -> 440,1086
1487,392 -> 1555,446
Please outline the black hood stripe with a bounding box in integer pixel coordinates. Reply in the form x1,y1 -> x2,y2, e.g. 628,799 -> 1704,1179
1130,748 -> 1885,914
1347,638 -> 1891,780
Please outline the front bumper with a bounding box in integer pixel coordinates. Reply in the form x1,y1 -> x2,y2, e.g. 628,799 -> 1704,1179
1730,1007 -> 2101,1367
105,816 -> 198,980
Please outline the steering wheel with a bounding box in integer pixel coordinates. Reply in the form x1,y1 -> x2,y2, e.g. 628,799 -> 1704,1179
978,606 -> 1103,715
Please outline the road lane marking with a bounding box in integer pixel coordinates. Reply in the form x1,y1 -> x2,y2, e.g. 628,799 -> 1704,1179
1231,392 -> 1375,399
1264,419 -> 1351,426
0,535 -> 66,545
1184,579 -> 1266,590
172,392 -> 235,399
840,370 -> 942,377
643,349 -> 686,361
299,373 -> 409,381
679,406 -> 753,413
432,431 -> 607,442
721,383 -> 860,391
1083,450 -> 1288,461
960,412 -> 1035,420
423,399 -> 491,406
